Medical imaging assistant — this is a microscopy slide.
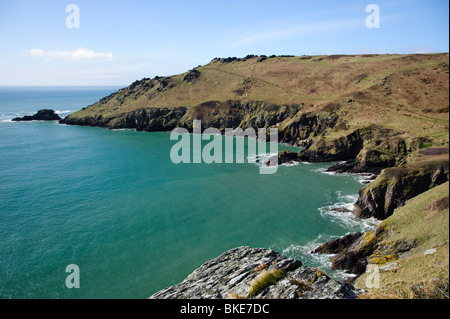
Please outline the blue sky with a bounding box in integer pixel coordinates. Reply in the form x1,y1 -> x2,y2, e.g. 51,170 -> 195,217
0,0 -> 448,86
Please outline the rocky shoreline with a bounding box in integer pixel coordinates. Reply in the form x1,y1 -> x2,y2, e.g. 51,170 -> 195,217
149,246 -> 360,299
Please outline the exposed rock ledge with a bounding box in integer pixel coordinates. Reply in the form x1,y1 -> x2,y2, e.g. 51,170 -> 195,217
354,157 -> 449,220
149,246 -> 359,299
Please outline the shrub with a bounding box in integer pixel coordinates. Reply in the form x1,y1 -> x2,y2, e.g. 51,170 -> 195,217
249,269 -> 285,297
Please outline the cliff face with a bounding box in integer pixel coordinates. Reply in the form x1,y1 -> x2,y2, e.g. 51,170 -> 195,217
60,106 -> 188,131
354,156 -> 449,220
62,53 -> 449,149
314,182 -> 449,298
298,129 -> 365,162
310,150 -> 449,296
299,126 -> 432,170
61,100 -> 340,146
149,246 -> 358,299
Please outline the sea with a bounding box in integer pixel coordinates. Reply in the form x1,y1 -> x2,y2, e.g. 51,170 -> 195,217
0,86 -> 378,299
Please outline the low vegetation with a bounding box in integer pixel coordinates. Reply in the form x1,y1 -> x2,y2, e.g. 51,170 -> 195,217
356,182 -> 449,299
65,53 -> 449,148
248,268 -> 286,297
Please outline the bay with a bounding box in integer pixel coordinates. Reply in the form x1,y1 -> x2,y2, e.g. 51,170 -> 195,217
0,87 -> 376,298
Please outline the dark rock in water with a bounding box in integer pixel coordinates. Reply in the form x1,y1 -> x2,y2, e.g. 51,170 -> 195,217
12,109 -> 61,121
313,232 -> 372,277
149,246 -> 359,299
332,207 -> 353,213
264,150 -> 300,166
278,150 -> 300,164
312,233 -> 363,255
313,224 -> 421,280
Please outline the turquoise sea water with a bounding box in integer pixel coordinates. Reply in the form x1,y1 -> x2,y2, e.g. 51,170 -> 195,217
0,87 -> 377,299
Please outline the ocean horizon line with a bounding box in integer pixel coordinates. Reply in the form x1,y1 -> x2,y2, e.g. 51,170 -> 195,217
0,85 -> 126,89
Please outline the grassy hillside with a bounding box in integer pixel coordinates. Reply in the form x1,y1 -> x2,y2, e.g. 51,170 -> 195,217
66,53 -> 449,146
356,181 -> 449,299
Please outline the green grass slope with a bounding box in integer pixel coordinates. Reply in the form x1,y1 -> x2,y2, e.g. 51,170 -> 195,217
356,181 -> 449,298
66,53 -> 449,146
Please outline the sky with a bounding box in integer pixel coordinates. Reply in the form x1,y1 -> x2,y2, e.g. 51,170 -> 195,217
0,0 -> 448,86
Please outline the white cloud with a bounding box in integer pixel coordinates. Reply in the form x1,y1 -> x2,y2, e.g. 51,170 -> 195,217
29,48 -> 114,61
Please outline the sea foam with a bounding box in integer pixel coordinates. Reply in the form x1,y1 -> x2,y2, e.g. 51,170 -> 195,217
282,235 -> 357,281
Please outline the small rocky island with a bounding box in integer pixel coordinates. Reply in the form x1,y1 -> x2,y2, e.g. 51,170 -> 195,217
12,109 -> 61,122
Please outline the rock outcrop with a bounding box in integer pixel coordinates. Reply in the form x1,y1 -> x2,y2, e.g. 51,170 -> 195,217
312,232 -> 371,277
12,109 -> 61,121
149,246 -> 359,299
312,171 -> 449,289
312,233 -> 363,256
313,229 -> 414,279
264,151 -> 301,167
183,69 -> 201,82
299,130 -> 363,163
314,182 -> 449,296
353,158 -> 449,220
299,126 -> 424,173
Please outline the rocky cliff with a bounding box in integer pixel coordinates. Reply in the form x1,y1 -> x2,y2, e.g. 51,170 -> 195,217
61,53 -> 449,149
61,100 -> 341,147
149,246 -> 359,299
313,182 -> 449,298
354,156 -> 449,220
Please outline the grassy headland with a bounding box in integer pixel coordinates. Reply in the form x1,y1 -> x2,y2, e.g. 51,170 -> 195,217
64,53 -> 449,147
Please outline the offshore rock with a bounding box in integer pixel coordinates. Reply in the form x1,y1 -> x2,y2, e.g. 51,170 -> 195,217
265,151 -> 300,166
312,233 -> 363,255
149,246 -> 359,299
12,109 -> 61,121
